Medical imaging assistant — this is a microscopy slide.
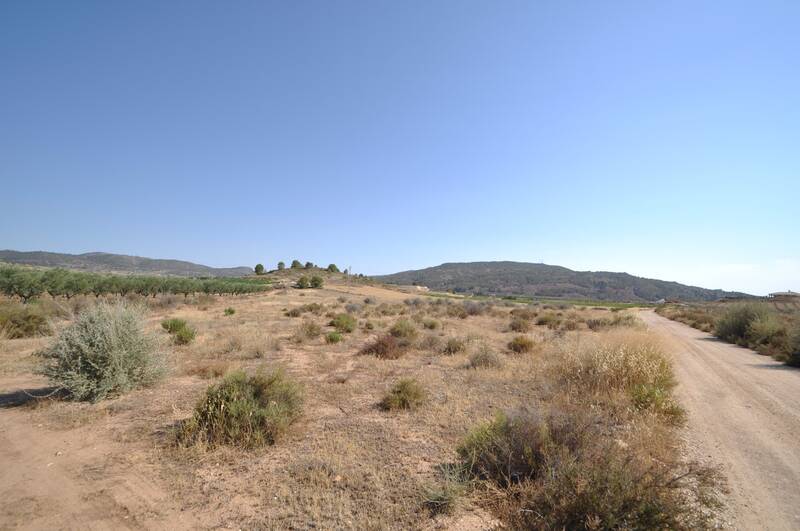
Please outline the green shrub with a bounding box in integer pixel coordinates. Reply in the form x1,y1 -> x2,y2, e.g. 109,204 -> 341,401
442,337 -> 467,355
179,369 -> 303,448
359,334 -> 404,359
329,313 -> 357,333
173,325 -> 196,345
325,331 -> 343,344
310,276 -> 324,289
716,303 -> 769,344
161,318 -> 188,334
254,264 -> 265,275
0,302 -> 52,338
224,307 -> 236,316
37,302 -> 165,401
747,314 -> 786,349
508,335 -> 535,353
389,319 -> 417,340
296,276 -> 310,289
380,378 -> 426,410
786,329 -> 800,367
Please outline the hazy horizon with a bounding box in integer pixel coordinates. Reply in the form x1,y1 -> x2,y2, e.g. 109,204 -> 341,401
2,2 -> 798,296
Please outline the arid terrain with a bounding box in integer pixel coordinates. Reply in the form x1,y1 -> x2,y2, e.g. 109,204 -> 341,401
0,273 -> 793,529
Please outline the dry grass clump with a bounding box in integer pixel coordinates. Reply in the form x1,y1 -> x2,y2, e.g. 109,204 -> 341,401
586,312 -> 642,331
292,319 -> 321,343
509,317 -> 530,333
186,360 -> 230,379
0,301 -> 53,338
535,313 -> 560,329
359,334 -> 405,359
379,378 -> 426,410
510,307 -> 537,321
457,408 -> 718,530
285,303 -> 324,318
389,319 -> 418,341
441,337 -> 467,355
422,318 -> 440,330
468,344 -> 503,369
178,369 -> 303,449
554,331 -> 683,422
508,335 -> 535,353
329,313 -> 357,333
37,302 -> 166,402
421,468 -> 466,516
419,334 -> 442,352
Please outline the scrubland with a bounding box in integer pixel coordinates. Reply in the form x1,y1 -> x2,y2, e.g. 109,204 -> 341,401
0,276 -> 722,529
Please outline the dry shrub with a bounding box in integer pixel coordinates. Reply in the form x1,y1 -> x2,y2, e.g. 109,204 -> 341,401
508,335 -> 535,353
360,334 -> 404,359
441,337 -> 467,355
510,307 -> 537,321
0,302 -> 52,338
509,317 -> 530,333
390,319 -> 418,341
179,369 -> 303,448
293,319 -> 321,343
468,345 -> 503,369
554,331 -> 683,421
380,378 -> 426,410
419,334 -> 442,351
37,302 -> 165,402
423,318 -> 440,330
187,361 -> 230,379
536,313 -> 561,329
458,408 -> 718,530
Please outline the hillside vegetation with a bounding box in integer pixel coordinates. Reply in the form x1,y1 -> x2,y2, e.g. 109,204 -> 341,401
377,261 -> 749,302
0,250 -> 252,277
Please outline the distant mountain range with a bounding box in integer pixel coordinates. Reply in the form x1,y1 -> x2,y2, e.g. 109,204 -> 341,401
375,261 -> 750,302
0,250 -> 252,278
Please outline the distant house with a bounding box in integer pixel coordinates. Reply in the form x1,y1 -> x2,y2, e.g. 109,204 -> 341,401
769,290 -> 800,299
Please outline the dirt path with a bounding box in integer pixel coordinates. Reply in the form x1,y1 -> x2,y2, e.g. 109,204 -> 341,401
640,311 -> 800,530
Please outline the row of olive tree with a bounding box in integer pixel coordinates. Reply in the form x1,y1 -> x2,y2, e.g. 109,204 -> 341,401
0,266 -> 269,303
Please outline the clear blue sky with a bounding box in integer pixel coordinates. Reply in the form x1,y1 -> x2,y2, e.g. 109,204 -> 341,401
2,1 -> 798,295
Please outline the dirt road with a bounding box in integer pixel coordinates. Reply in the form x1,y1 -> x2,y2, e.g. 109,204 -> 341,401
641,311 -> 800,530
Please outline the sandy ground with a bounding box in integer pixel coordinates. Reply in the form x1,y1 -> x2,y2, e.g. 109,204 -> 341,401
641,310 -> 800,531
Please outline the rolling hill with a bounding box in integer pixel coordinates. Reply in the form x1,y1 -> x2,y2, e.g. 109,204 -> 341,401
375,261 -> 749,302
0,250 -> 252,278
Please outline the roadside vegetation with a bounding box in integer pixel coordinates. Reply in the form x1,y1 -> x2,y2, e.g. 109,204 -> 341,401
657,300 -> 800,365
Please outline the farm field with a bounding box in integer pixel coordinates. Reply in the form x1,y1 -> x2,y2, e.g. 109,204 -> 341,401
0,274 -> 720,529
